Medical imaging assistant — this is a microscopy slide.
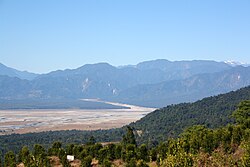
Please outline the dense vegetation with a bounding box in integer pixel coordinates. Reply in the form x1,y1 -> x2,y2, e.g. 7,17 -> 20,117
131,86 -> 250,145
0,129 -> 125,157
0,100 -> 250,166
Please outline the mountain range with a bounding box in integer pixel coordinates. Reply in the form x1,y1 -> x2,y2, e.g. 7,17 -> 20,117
0,59 -> 250,108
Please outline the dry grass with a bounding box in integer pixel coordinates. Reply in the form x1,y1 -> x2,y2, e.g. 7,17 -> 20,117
113,159 -> 125,167
17,163 -> 25,167
70,159 -> 81,167
50,156 -> 62,167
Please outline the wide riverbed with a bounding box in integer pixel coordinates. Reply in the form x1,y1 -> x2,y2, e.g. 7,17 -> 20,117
0,99 -> 155,135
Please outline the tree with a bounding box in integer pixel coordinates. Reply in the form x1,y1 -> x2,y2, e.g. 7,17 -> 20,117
61,154 -> 70,167
52,141 -> 62,149
137,160 -> 149,167
125,144 -> 136,162
66,144 -> 74,155
48,141 -> 62,156
122,126 -> 136,146
4,151 -> 16,167
241,141 -> 250,167
125,157 -> 136,167
106,143 -> 116,161
18,146 -> 33,166
81,155 -> 92,167
86,136 -> 96,145
33,144 -> 46,159
149,148 -> 157,161
137,144 -> 149,162
115,144 -> 122,159
33,144 -> 50,167
97,147 -> 109,164
102,158 -> 112,167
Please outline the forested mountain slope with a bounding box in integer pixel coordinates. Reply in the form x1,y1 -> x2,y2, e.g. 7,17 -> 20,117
130,86 -> 250,144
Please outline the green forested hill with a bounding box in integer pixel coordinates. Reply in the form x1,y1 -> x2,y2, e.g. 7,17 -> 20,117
131,86 -> 250,145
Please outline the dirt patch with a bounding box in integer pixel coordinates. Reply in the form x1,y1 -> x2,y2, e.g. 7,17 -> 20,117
50,156 -> 62,167
70,159 -> 81,167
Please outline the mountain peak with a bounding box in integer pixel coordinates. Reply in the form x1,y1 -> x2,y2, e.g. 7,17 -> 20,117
224,60 -> 249,67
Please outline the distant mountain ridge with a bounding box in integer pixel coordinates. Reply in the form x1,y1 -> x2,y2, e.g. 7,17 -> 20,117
115,66 -> 250,107
0,63 -> 38,80
0,59 -> 249,107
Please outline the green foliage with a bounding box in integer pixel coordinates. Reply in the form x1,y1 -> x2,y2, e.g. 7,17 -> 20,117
66,144 -> 74,155
61,154 -> 70,167
102,158 -> 112,167
88,143 -> 103,158
122,126 -> 136,146
86,136 -> 96,145
18,146 -> 33,166
33,144 -> 51,167
0,128 -> 125,158
125,157 -> 137,167
181,125 -> 215,154
137,144 -> 149,162
48,141 -> 62,156
233,100 -> 250,128
81,155 -> 92,167
4,151 -> 16,167
115,144 -> 122,159
137,160 -> 149,167
33,144 -> 46,159
241,141 -> 250,167
97,147 -> 109,164
149,148 -> 157,161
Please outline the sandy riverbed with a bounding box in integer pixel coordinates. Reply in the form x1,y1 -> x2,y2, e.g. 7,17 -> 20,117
0,99 -> 155,135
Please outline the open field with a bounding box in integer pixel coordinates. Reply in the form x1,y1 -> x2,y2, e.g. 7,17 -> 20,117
0,99 -> 155,135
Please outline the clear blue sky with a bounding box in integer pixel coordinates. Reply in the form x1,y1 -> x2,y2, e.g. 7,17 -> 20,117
1,0 -> 250,73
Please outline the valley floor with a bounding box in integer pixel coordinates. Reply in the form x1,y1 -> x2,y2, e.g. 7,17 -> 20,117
0,99 -> 155,135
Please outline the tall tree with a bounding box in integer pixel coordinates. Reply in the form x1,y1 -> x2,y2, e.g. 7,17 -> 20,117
18,146 -> 32,166
122,126 -> 136,146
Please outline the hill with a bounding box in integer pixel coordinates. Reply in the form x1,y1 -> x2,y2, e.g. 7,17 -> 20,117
130,85 -> 250,145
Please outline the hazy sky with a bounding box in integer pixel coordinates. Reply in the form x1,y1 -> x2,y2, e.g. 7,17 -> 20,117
1,0 -> 250,73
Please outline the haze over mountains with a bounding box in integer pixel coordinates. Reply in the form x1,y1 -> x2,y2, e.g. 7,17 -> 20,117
0,59 -> 250,108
